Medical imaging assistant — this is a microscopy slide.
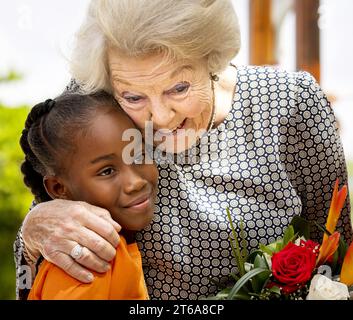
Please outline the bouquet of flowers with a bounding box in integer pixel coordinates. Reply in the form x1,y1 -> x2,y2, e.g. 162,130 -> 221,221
210,179 -> 353,300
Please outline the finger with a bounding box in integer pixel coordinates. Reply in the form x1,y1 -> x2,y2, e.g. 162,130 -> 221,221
69,241 -> 111,273
79,210 -> 121,249
45,250 -> 95,283
75,227 -> 117,262
81,202 -> 122,233
43,238 -> 111,273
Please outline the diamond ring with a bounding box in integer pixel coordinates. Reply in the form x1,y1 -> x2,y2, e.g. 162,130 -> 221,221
70,244 -> 84,260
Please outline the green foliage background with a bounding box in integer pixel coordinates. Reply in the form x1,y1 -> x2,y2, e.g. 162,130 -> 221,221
0,102 -> 33,300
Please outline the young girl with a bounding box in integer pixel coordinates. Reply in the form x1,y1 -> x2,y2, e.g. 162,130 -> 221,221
20,91 -> 158,299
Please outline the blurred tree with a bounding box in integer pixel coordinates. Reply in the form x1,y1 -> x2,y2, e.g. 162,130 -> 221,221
0,71 -> 32,300
0,70 -> 22,83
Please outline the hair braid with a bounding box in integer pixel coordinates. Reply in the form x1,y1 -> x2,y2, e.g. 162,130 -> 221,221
19,100 -> 56,203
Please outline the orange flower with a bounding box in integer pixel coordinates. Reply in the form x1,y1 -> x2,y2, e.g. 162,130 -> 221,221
316,232 -> 340,266
324,180 -> 347,237
317,179 -> 347,266
340,241 -> 353,286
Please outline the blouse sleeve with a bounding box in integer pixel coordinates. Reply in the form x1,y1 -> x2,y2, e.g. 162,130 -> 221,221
14,201 -> 43,300
14,225 -> 37,300
294,71 -> 352,243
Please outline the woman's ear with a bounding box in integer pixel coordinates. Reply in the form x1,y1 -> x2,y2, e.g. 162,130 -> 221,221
43,176 -> 70,200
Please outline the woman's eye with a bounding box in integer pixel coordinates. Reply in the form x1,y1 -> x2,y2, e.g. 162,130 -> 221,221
98,167 -> 116,176
169,82 -> 190,95
123,95 -> 143,104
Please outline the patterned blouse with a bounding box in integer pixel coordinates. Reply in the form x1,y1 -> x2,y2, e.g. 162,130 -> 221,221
14,65 -> 352,300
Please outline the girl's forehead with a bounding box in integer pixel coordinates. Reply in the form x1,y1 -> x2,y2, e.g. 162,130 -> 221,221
75,111 -> 138,154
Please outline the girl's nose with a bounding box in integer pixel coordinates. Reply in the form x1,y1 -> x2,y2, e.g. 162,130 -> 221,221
122,166 -> 148,194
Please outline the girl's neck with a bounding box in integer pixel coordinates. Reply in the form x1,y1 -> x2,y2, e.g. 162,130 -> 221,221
120,229 -> 136,244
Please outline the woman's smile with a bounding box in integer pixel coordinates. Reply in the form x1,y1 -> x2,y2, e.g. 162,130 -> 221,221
155,118 -> 188,136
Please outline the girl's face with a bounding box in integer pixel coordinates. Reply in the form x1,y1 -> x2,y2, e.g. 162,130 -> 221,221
108,50 -> 214,153
58,109 -> 158,231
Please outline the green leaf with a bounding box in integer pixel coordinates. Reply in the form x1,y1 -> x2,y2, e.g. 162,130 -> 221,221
229,236 -> 244,276
206,287 -> 251,300
314,221 -> 332,236
314,221 -> 348,274
227,268 -> 271,300
247,250 -> 264,263
259,243 -> 275,256
290,215 -> 311,239
331,249 -> 339,274
251,255 -> 271,293
229,272 -> 240,281
332,236 -> 348,274
283,225 -> 294,246
239,218 -> 248,258
254,254 -> 268,269
208,277 -> 226,289
268,286 -> 281,295
226,207 -> 245,276
275,241 -> 283,252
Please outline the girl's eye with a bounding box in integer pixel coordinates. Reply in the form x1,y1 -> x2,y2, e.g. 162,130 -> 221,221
98,167 -> 116,176
169,82 -> 190,95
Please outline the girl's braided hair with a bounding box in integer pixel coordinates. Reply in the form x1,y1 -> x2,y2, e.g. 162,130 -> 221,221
19,91 -> 120,203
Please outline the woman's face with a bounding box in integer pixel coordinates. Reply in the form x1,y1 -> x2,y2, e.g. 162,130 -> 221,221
108,50 -> 214,153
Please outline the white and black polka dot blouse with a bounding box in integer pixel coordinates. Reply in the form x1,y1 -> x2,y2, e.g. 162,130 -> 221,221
14,65 -> 352,300
136,65 -> 352,300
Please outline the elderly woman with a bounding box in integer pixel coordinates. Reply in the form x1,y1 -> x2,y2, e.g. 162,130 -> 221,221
15,0 -> 352,300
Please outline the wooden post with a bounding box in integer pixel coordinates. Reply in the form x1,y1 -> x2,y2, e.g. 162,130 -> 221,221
296,0 -> 320,82
249,0 -> 276,66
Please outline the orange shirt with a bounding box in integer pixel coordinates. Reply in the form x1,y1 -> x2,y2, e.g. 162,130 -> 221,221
28,236 -> 148,300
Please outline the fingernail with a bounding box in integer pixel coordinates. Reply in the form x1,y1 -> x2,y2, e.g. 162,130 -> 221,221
86,273 -> 94,282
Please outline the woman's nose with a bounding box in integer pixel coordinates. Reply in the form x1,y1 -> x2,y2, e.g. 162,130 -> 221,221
149,99 -> 175,127
122,166 -> 148,194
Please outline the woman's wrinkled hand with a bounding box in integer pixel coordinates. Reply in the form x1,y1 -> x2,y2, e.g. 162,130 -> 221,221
22,199 -> 121,283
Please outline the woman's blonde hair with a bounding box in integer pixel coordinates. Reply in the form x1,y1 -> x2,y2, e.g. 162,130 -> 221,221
70,0 -> 241,93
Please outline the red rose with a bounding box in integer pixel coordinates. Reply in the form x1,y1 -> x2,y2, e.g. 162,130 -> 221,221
270,242 -> 317,294
299,239 -> 320,255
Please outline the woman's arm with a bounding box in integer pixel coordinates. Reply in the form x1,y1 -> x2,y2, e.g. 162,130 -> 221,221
294,71 -> 352,243
14,199 -> 121,299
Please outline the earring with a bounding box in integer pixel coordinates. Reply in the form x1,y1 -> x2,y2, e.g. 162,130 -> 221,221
210,73 -> 219,81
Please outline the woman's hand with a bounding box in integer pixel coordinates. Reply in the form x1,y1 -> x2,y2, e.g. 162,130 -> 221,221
22,199 -> 121,283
